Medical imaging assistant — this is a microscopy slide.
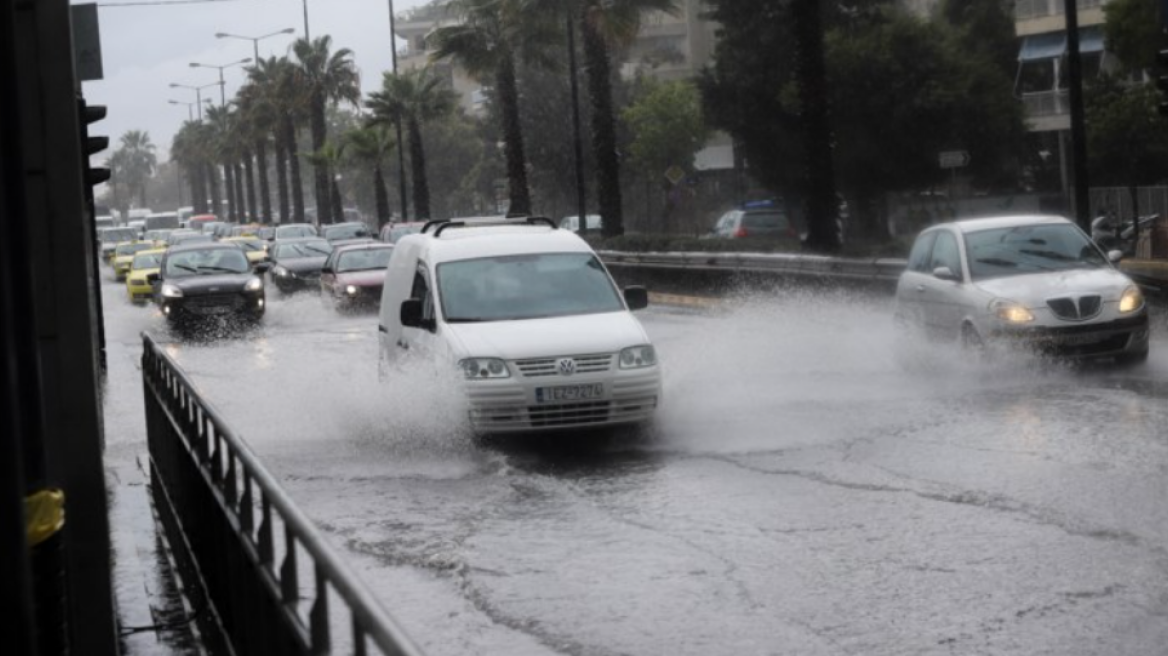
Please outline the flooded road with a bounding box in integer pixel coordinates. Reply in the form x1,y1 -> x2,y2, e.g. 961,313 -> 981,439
102,273 -> 1168,656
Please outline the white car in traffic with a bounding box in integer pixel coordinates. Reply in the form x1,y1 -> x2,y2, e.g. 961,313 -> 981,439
377,217 -> 661,433
894,215 -> 1149,363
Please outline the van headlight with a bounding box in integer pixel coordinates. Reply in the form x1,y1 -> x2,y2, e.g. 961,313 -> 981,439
160,283 -> 183,298
1119,286 -> 1144,314
244,277 -> 263,292
459,358 -> 510,379
619,345 -> 658,369
989,299 -> 1034,324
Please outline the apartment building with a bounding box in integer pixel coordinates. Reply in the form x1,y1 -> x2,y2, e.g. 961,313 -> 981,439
391,0 -> 717,113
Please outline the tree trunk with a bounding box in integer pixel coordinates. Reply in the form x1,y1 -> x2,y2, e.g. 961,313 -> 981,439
495,54 -> 531,216
208,161 -> 222,218
407,116 -> 431,220
374,163 -> 390,228
223,163 -> 237,221
137,183 -> 148,210
1129,183 -> 1140,256
190,164 -> 207,213
581,7 -> 623,237
331,178 -> 344,224
243,149 -> 258,224
256,140 -> 273,224
282,113 -> 305,222
310,91 -> 330,225
233,162 -> 246,222
792,0 -> 840,253
274,135 -> 290,224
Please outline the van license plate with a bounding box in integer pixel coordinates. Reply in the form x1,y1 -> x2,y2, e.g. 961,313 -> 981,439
536,384 -> 604,403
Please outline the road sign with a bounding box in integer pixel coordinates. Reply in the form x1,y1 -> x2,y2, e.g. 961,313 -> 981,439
72,4 -> 104,81
664,165 -> 685,186
939,150 -> 970,169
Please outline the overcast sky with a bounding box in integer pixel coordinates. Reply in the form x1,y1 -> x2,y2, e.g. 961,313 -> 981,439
76,0 -> 432,161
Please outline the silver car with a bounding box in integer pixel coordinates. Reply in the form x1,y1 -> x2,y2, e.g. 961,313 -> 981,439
894,215 -> 1149,364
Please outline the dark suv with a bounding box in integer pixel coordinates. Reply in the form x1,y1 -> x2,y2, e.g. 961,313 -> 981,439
150,243 -> 269,326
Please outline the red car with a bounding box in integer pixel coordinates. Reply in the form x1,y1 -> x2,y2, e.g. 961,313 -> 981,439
319,242 -> 395,310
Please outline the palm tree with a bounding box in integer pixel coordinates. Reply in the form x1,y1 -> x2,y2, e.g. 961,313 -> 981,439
431,0 -> 560,216
113,130 -> 158,209
248,57 -> 298,222
292,36 -> 360,224
344,126 -> 397,227
205,105 -> 241,221
236,80 -> 274,223
366,68 -> 456,220
305,141 -> 347,225
529,0 -> 677,236
170,121 -> 209,213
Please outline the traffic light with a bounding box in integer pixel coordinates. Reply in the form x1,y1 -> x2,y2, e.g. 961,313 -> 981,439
78,98 -> 110,189
1157,49 -> 1168,117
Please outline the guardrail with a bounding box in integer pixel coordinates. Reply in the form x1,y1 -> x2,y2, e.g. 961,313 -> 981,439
599,250 -> 907,283
142,332 -> 424,656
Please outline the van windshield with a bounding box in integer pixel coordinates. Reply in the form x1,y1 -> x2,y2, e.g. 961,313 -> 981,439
438,253 -> 623,322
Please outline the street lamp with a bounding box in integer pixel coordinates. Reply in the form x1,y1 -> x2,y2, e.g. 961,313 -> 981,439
388,0 -> 408,221
167,98 -> 209,121
189,58 -> 252,105
168,81 -> 219,120
215,28 -> 295,61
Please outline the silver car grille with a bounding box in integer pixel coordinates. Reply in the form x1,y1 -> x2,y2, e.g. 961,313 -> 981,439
1047,295 -> 1101,321
514,353 -> 613,378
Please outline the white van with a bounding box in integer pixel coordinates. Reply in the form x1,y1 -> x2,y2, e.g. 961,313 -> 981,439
378,217 -> 661,434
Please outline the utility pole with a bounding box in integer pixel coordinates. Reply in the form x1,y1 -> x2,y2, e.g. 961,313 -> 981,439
567,12 -> 587,234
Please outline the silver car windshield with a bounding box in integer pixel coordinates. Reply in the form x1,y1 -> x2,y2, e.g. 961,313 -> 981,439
964,224 -> 1109,281
438,253 -> 623,323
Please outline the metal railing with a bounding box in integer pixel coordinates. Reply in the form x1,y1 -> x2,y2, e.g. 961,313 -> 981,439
1015,0 -> 1105,22
142,332 -> 424,656
1022,90 -> 1069,117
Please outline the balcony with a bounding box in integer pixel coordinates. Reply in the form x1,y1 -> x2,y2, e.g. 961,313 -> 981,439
1022,90 -> 1068,117
1015,0 -> 1104,21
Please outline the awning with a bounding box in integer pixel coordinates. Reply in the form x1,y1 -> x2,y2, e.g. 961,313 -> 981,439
1019,32 -> 1066,61
1078,26 -> 1104,54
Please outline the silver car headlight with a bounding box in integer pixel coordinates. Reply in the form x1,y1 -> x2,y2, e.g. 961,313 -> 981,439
989,299 -> 1034,324
160,283 -> 183,298
1119,286 -> 1144,314
619,345 -> 658,369
244,277 -> 263,293
459,358 -> 510,379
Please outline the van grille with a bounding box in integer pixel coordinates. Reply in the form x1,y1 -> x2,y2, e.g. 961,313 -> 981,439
515,354 -> 613,378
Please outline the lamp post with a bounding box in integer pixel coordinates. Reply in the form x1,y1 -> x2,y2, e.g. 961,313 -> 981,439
189,58 -> 252,105
168,81 -> 218,120
302,0 -> 311,40
215,28 -> 296,62
387,0 -> 408,220
168,99 -> 198,121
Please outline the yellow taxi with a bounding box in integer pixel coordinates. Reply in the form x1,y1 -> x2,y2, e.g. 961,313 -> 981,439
124,248 -> 166,303
220,236 -> 269,268
112,241 -> 158,281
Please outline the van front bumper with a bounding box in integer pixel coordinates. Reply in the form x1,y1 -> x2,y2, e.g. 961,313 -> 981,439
464,365 -> 661,434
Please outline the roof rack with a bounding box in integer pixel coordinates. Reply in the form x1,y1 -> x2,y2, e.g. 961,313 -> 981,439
429,216 -> 557,237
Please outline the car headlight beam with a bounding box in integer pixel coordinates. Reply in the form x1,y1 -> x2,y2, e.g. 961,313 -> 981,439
1119,286 -> 1144,314
989,299 -> 1034,324
459,358 -> 510,379
619,345 -> 658,369
345,284 -> 358,296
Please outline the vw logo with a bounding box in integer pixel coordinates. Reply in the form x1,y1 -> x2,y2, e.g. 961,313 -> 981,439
557,358 -> 577,376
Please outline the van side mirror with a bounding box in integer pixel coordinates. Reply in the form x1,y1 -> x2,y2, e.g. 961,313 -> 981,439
624,286 -> 649,311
